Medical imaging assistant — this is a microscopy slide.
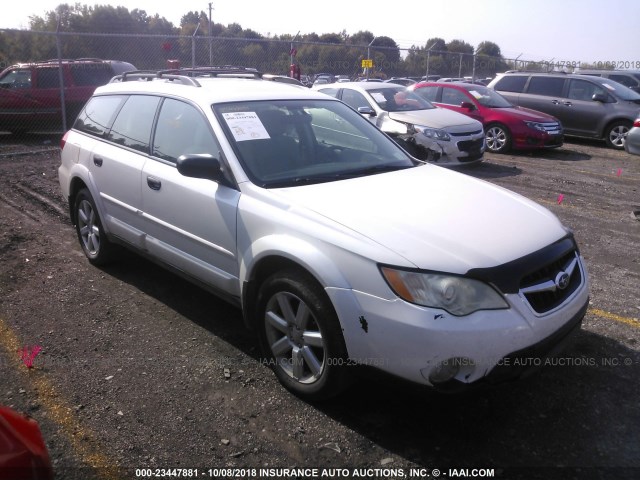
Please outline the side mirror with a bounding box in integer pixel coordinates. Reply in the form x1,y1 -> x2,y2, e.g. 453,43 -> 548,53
357,106 -> 376,117
177,153 -> 232,186
460,101 -> 476,111
592,93 -> 608,103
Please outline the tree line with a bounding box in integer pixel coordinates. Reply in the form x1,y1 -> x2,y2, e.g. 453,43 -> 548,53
0,3 -> 517,78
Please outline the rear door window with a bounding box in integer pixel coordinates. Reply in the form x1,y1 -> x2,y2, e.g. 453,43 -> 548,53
526,77 -> 565,97
36,68 -> 61,89
441,87 -> 469,106
414,86 -> 439,102
107,95 -> 160,153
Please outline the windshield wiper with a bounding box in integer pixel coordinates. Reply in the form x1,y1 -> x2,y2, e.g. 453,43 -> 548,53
263,165 -> 412,188
341,164 -> 413,178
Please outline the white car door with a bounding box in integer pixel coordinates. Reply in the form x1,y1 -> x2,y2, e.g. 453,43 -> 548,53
85,94 -> 160,247
141,97 -> 240,295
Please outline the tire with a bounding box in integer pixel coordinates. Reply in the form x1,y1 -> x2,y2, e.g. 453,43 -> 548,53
256,269 -> 351,401
485,123 -> 511,153
605,121 -> 631,149
74,188 -> 115,265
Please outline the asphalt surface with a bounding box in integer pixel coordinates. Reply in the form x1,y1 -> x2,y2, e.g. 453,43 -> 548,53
0,133 -> 639,480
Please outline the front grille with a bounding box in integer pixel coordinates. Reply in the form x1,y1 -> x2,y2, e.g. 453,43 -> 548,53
450,129 -> 483,137
457,137 -> 484,152
539,122 -> 562,135
519,250 -> 582,314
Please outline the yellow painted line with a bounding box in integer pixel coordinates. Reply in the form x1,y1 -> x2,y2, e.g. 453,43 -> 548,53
589,308 -> 640,329
0,317 -> 119,480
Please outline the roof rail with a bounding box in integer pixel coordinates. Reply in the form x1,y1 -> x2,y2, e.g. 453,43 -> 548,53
111,70 -> 202,86
160,66 -> 263,79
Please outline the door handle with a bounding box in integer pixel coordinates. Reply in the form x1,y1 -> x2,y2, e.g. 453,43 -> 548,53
551,100 -> 560,105
563,101 -> 573,107
93,156 -> 103,167
146,176 -> 161,191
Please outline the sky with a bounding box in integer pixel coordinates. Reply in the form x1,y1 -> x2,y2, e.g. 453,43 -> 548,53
1,0 -> 639,65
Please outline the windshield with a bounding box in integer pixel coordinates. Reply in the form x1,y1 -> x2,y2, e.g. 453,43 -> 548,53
214,99 -> 416,188
601,80 -> 640,101
367,87 -> 436,112
463,85 -> 513,108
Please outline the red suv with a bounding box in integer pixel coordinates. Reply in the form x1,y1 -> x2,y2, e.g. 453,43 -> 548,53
410,82 -> 563,153
0,58 -> 135,134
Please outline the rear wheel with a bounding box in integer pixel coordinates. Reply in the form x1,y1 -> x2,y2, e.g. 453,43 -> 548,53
74,188 -> 115,265
256,269 -> 351,401
485,124 -> 511,153
605,121 -> 630,149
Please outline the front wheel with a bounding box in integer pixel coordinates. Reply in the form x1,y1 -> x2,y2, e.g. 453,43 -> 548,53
74,188 -> 116,265
485,124 -> 511,153
256,270 -> 351,401
605,121 -> 630,149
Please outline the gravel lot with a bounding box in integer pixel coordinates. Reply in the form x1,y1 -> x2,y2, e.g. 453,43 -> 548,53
0,133 -> 639,480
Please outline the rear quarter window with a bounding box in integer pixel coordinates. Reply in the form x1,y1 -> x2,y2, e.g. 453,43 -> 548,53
493,75 -> 527,93
74,95 -> 127,137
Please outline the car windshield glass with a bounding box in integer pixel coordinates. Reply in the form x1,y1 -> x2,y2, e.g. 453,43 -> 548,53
367,87 -> 436,112
214,99 -> 417,188
601,80 -> 640,101
463,85 -> 512,108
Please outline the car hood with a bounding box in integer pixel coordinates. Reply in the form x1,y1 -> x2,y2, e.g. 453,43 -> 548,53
272,165 -> 567,273
387,108 -> 480,130
495,105 -> 560,123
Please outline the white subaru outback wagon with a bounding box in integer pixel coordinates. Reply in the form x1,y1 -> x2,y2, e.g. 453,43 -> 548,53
58,68 -> 589,400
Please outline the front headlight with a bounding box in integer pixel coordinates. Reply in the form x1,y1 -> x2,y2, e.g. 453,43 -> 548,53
380,267 -> 509,316
524,121 -> 547,132
413,125 -> 451,141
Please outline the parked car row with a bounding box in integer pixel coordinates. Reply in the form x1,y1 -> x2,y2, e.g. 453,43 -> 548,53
313,82 -> 486,165
410,82 -> 563,153
488,72 -> 640,149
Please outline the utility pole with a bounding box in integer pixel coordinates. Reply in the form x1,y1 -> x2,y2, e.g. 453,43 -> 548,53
208,2 -> 213,65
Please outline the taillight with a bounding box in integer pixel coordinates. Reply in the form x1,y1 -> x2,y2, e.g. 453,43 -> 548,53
634,119 -> 640,128
60,131 -> 69,150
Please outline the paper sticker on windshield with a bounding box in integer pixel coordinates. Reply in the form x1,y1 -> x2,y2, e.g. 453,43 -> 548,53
222,112 -> 270,141
469,90 -> 483,99
602,83 -> 616,91
371,92 -> 387,103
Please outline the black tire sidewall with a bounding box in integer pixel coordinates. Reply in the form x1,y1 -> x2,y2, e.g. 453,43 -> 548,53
74,188 -> 112,265
256,270 -> 350,401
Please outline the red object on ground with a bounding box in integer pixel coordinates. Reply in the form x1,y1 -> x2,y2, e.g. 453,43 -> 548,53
0,406 -> 53,480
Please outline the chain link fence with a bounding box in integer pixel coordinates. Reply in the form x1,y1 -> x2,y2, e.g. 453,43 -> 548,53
0,28 -> 569,134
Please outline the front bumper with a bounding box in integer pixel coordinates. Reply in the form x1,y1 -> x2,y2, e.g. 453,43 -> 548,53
412,131 -> 485,165
326,256 -> 590,390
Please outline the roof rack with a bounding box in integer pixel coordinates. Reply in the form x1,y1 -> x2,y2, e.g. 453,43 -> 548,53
160,66 -> 263,79
110,66 -> 266,86
111,70 -> 202,86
